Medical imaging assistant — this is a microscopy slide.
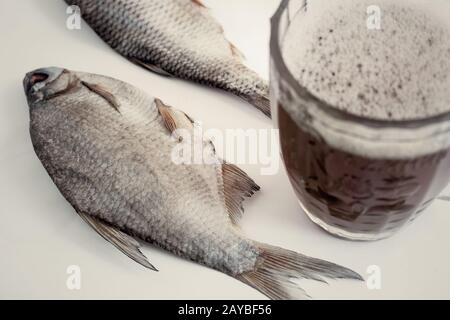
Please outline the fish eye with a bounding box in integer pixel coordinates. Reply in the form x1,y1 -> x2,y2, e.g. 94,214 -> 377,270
29,73 -> 49,88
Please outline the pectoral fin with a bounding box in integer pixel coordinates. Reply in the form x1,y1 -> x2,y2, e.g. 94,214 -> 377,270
81,81 -> 120,113
131,58 -> 173,77
77,212 -> 157,271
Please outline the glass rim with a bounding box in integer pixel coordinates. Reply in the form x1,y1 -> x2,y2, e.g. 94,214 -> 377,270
270,0 -> 450,129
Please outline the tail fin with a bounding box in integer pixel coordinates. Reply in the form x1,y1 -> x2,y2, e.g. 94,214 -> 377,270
236,243 -> 363,300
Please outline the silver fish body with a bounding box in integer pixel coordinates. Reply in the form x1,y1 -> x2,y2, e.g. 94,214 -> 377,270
24,67 -> 362,299
64,0 -> 271,117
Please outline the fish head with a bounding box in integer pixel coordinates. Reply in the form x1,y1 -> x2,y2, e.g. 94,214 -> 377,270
23,67 -> 81,106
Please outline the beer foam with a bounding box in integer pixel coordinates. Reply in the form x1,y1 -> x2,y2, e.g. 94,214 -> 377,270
282,0 -> 450,121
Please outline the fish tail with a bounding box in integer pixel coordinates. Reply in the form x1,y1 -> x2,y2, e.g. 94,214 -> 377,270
236,242 -> 363,300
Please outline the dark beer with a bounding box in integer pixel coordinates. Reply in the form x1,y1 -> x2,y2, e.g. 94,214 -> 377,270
278,105 -> 450,240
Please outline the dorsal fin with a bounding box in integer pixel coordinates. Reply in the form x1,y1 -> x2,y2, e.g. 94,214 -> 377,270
228,41 -> 246,61
155,98 -> 194,133
81,81 -> 120,113
188,0 -> 245,62
191,0 -> 206,8
222,162 -> 260,225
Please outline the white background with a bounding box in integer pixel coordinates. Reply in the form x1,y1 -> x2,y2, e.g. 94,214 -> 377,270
0,0 -> 449,299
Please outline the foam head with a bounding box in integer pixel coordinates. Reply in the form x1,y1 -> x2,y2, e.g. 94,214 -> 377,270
282,0 -> 450,121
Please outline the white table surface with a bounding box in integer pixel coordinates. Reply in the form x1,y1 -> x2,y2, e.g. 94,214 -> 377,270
1,0 -> 449,299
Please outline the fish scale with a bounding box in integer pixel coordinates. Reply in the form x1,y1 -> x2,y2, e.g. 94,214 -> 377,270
35,73 -> 248,266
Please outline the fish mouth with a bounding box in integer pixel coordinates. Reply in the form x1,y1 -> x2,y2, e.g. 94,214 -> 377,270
23,67 -> 66,103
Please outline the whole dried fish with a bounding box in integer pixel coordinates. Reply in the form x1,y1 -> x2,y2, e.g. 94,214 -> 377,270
64,0 -> 271,117
23,67 -> 362,299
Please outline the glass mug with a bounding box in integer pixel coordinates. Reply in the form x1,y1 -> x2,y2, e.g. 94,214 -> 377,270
270,0 -> 450,240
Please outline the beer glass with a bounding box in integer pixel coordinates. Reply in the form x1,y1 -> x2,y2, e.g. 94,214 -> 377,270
270,0 -> 450,240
